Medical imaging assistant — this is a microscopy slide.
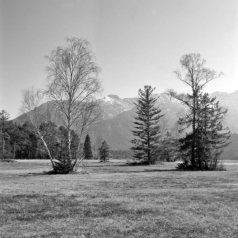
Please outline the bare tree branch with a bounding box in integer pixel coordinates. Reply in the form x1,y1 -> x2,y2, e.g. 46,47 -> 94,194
20,87 -> 55,168
45,38 -> 102,171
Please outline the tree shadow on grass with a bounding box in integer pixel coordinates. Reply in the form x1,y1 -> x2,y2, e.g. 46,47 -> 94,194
121,169 -> 213,173
18,165 -> 205,176
144,169 -> 177,172
19,170 -> 87,177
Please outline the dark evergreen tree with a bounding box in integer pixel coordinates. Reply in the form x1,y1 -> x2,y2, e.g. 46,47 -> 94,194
51,126 -> 79,172
58,126 -> 68,159
157,131 -> 180,162
16,123 -> 30,159
99,140 -> 109,162
83,135 -> 93,160
197,93 -> 230,169
178,92 -> 230,170
0,112 -> 29,160
39,121 -> 59,159
71,130 -> 80,160
168,53 -> 229,170
0,115 -> 82,163
6,122 -> 22,159
131,85 -> 163,164
0,110 -> 10,160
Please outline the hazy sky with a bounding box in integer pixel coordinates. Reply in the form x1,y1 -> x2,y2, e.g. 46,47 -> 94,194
1,0 -> 238,118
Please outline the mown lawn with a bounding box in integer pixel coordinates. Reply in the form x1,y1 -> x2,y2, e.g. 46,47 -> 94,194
0,160 -> 238,238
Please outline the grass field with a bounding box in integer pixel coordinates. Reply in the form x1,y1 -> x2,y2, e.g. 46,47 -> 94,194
0,160 -> 238,238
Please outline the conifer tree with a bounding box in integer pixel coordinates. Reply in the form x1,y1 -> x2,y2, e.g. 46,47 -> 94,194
0,110 -> 10,160
178,93 -> 230,170
197,93 -> 230,169
83,135 -> 93,160
168,54 -> 230,170
131,85 -> 163,164
158,131 -> 179,162
99,140 -> 109,162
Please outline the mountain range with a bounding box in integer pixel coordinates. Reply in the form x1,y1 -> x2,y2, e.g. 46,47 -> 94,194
91,91 -> 238,150
13,91 -> 238,157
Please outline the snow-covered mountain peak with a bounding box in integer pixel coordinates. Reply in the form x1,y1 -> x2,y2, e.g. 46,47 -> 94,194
102,94 -> 122,103
103,96 -> 115,104
100,94 -> 134,120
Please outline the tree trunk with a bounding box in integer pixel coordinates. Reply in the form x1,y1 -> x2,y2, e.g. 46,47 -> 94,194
68,128 -> 71,159
13,142 -> 16,160
67,100 -> 72,161
1,127 -> 4,160
191,92 -> 196,169
37,130 -> 55,168
1,128 -> 3,160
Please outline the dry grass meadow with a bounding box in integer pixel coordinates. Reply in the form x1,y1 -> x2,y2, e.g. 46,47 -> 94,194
0,159 -> 238,238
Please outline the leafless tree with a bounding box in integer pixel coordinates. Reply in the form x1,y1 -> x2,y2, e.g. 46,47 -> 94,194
167,53 -> 222,168
45,38 -> 102,171
20,87 -> 55,167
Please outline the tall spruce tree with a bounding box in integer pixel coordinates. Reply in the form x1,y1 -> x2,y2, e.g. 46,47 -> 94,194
131,85 -> 163,164
83,135 -> 93,160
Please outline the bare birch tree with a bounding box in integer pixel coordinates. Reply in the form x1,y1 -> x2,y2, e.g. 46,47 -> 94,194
45,38 -> 102,172
20,87 -> 56,168
167,53 -> 223,169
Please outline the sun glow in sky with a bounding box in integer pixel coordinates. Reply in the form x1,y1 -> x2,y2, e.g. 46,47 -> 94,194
0,0 -> 238,118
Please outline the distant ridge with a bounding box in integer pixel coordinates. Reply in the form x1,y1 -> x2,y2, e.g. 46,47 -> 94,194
13,91 -> 238,151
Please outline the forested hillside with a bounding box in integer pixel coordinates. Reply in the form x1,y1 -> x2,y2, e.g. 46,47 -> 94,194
9,91 -> 238,160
